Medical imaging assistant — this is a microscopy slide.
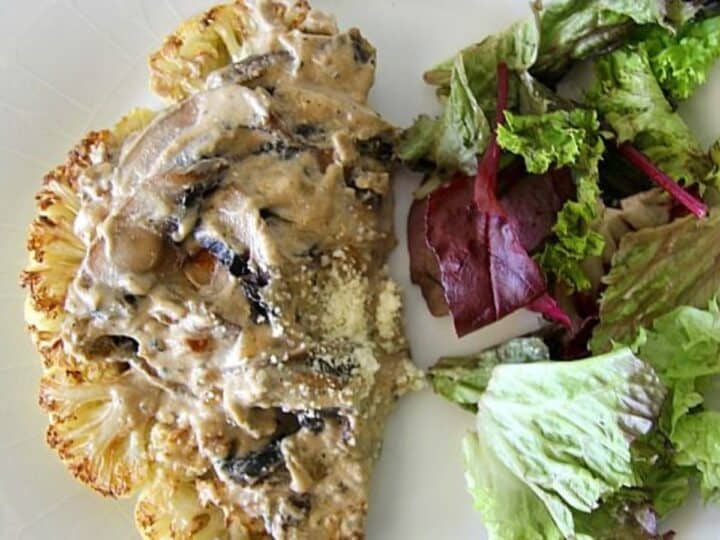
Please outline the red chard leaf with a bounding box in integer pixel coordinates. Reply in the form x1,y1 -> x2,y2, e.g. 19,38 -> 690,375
413,63 -> 571,336
408,196 -> 450,316
528,293 -> 573,330
618,142 -> 708,218
408,166 -> 573,319
501,168 -> 575,253
426,141 -> 548,336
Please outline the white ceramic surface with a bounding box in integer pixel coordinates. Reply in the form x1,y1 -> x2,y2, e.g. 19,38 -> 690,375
2,1 -> 720,538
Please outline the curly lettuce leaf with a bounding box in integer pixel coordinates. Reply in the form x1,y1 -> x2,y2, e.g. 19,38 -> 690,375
497,109 -> 600,174
588,46 -> 713,187
429,338 -> 550,411
475,348 -> 665,538
639,16 -> 720,101
592,211 -> 720,352
645,463 -> 693,516
496,108 -> 606,291
399,55 -> 490,174
534,0 -> 668,80
536,169 -> 606,292
628,429 -> 693,517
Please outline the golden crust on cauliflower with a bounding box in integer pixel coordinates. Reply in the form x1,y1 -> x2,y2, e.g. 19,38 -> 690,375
22,109 -> 159,496
22,108 -> 157,375
40,368 -> 160,497
22,131 -> 109,372
148,1 -> 312,102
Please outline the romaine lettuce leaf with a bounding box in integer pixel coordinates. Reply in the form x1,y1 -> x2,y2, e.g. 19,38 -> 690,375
533,0 -> 668,80
592,211 -> 720,352
639,16 -> 720,101
476,348 -> 665,538
463,433 -> 564,540
588,46 -> 713,187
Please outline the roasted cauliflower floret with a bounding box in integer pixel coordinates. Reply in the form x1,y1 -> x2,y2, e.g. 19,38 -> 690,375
22,108 -> 159,497
135,471 -> 249,540
22,131 -> 110,372
39,368 -> 161,497
148,0 -> 316,102
22,108 -> 156,372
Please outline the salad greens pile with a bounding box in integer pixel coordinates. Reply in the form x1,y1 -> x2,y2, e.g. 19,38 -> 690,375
402,0 -> 720,538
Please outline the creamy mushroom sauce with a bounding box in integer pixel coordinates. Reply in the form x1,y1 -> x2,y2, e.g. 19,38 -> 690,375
62,5 -> 419,539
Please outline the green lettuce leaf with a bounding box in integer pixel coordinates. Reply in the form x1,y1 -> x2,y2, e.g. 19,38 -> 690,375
672,411 -> 720,501
400,20 -> 539,176
463,433 -> 564,540
475,348 -> 665,538
395,115 -> 437,165
536,169 -> 606,292
631,430 -> 694,517
428,338 -> 549,412
631,299 -> 720,502
666,0 -> 704,27
572,491 -> 667,539
497,109 -> 600,174
424,19 -> 539,112
398,55 -> 490,174
588,46 -> 713,187
592,211 -> 720,352
533,0 -> 668,80
637,299 -> 720,384
645,464 -> 693,516
639,16 -> 720,101
496,108 -> 606,291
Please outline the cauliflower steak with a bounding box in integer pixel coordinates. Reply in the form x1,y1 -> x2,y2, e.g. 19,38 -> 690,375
22,1 -> 419,539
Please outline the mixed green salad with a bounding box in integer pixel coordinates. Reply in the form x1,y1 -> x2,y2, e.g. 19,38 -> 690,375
401,0 -> 720,538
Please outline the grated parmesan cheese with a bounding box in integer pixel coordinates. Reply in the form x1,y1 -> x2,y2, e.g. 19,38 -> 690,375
320,261 -> 369,342
376,279 -> 402,350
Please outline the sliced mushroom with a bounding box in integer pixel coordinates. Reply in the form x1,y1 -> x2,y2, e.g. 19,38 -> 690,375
115,84 -> 271,196
206,51 -> 292,91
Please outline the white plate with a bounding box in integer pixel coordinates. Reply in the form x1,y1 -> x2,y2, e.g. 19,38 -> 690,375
2,1 -> 720,538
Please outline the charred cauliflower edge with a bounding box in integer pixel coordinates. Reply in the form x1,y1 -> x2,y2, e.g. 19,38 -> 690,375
149,0 -> 311,103
21,2 -> 322,539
